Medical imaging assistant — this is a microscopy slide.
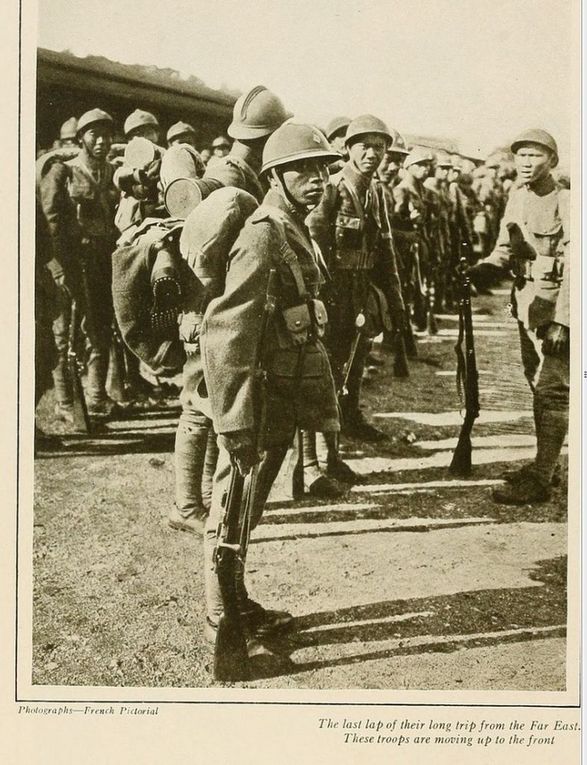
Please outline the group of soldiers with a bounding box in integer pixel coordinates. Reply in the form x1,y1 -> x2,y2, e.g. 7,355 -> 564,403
35,84 -> 570,665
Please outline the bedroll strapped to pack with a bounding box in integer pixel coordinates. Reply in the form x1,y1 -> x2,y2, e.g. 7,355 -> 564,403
111,218 -> 205,376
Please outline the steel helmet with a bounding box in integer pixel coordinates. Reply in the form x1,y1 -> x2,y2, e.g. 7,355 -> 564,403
510,129 -> 558,166
261,123 -> 340,174
345,115 -> 392,147
404,147 -> 434,169
76,109 -> 113,137
388,129 -> 410,155
485,154 -> 501,169
124,109 -> 160,138
60,117 -> 78,141
228,86 -> 292,140
212,136 -> 231,149
325,116 -> 352,141
166,121 -> 196,144
434,150 -> 453,168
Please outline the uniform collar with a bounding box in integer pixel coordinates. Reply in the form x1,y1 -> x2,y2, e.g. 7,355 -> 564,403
342,161 -> 373,197
263,188 -> 308,225
525,173 -> 556,196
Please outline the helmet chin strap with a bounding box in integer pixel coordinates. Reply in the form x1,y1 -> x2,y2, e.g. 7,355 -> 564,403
271,168 -> 313,213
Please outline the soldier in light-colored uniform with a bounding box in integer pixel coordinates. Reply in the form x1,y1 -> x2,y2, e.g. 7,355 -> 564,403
469,129 -> 569,504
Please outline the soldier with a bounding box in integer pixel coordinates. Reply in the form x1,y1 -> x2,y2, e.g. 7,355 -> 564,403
39,108 -> 120,418
114,110 -> 165,241
392,146 -> 434,332
206,136 -> 232,168
469,129 -> 569,504
166,121 -> 198,148
377,129 -> 410,191
59,117 -> 78,148
324,116 -> 351,173
446,156 -> 474,270
309,114 -> 406,441
200,122 -> 340,650
167,85 -> 292,534
424,152 -> 453,312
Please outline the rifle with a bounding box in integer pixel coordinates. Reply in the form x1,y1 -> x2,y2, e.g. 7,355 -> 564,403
338,312 -> 366,398
67,299 -> 92,434
392,325 -> 410,378
213,268 -> 278,682
449,257 -> 479,476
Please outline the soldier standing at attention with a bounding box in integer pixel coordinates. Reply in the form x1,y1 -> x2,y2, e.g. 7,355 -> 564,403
392,147 -> 434,332
324,116 -> 351,174
309,115 -> 406,442
469,130 -> 569,505
39,109 -> 120,418
424,152 -> 453,312
167,86 -> 292,534
200,123 -> 340,651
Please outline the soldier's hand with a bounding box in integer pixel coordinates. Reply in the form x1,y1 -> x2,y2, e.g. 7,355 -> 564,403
219,431 -> 259,476
467,261 -> 503,291
541,322 -> 569,356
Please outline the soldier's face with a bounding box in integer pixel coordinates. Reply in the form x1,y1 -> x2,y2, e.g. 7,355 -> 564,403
80,124 -> 113,160
377,153 -> 393,183
409,161 -> 431,180
213,144 -> 230,157
514,144 -> 555,185
278,159 -> 328,208
348,134 -> 387,176
435,166 -> 449,180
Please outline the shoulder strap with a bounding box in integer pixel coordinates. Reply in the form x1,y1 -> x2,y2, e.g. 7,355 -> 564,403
264,207 -> 310,298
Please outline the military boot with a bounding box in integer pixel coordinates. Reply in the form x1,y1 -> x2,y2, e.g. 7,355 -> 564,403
301,430 -> 345,498
492,471 -> 551,505
172,411 -> 211,534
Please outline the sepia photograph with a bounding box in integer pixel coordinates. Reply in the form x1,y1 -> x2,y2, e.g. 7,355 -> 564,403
21,0 -> 580,710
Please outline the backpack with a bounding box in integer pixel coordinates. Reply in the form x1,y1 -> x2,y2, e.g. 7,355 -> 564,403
111,218 -> 203,376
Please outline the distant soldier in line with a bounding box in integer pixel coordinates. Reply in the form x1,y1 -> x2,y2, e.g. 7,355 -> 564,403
392,146 -> 434,332
309,115 -> 406,442
167,85 -> 292,534
200,122 -> 341,652
39,109 -> 120,419
166,121 -> 198,149
324,116 -> 351,174
58,117 -> 78,148
424,152 -> 453,312
469,130 -> 569,505
447,156 -> 474,268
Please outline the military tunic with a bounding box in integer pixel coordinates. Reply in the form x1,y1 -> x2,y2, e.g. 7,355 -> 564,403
200,189 -> 340,623
308,163 -> 404,402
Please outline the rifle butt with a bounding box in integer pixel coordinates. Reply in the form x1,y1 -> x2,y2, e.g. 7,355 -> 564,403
392,335 -> 410,378
68,357 -> 92,434
213,613 -> 251,682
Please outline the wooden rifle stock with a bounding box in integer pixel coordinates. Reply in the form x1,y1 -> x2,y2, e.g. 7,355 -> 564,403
449,258 -> 479,476
67,299 -> 92,434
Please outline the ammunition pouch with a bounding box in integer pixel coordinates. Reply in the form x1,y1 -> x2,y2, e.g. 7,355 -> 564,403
335,212 -> 362,251
280,298 -> 328,346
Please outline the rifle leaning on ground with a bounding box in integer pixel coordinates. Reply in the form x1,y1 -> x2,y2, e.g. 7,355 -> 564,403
213,268 -> 279,682
449,256 -> 479,476
67,298 -> 92,434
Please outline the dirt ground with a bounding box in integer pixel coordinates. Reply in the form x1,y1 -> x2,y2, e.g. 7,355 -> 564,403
33,289 -> 568,690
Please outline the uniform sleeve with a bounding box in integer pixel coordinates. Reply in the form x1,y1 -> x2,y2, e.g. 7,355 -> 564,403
483,191 -> 517,270
306,182 -> 336,265
200,220 -> 278,434
38,162 -> 75,280
553,190 -> 571,327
